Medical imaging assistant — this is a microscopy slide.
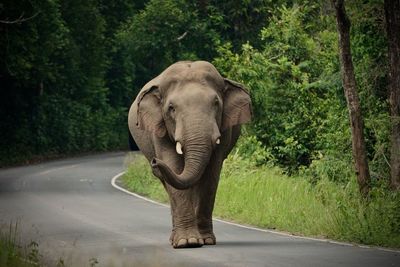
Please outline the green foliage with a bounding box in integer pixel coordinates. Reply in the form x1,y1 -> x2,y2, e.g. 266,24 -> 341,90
197,0 -> 272,51
213,1 -> 393,188
123,154 -> 400,248
117,0 -> 221,89
214,5 -> 340,172
218,154 -> 400,247
233,134 -> 275,166
0,223 -> 41,267
300,154 -> 354,185
99,0 -> 140,108
348,1 -> 391,182
0,0 -> 133,166
2,0 -> 391,185
118,0 -> 193,85
35,95 -> 127,154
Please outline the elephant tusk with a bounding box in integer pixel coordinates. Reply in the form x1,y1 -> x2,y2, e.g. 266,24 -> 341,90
176,142 -> 183,155
216,138 -> 220,145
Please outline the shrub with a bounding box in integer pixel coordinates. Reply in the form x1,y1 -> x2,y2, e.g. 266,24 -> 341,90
214,5 -> 339,171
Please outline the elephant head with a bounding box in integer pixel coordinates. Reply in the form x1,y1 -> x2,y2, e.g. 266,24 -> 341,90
135,61 -> 251,190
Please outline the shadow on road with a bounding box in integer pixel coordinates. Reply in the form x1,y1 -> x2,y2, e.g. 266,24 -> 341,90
217,240 -> 275,247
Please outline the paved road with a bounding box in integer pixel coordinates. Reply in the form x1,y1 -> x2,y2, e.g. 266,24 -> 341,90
0,152 -> 398,266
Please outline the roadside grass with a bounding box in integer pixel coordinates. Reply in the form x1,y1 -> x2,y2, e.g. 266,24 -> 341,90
0,223 -> 155,267
123,153 -> 400,249
123,154 -> 168,203
0,223 -> 40,267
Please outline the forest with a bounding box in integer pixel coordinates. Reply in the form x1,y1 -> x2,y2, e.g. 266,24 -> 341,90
1,0 -> 399,247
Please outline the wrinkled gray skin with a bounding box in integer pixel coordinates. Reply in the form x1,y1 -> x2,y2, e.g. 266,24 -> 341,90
128,61 -> 252,248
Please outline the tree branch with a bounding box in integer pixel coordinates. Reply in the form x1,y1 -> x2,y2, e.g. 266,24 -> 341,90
0,12 -> 40,24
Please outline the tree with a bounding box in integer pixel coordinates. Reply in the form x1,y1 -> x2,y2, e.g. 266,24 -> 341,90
118,0 -> 221,91
384,0 -> 400,190
196,0 -> 271,51
214,5 -> 341,172
332,0 -> 371,196
99,0 -> 140,108
0,0 -> 129,165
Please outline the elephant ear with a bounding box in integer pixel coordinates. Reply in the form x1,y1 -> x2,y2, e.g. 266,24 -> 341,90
221,78 -> 252,132
136,79 -> 166,138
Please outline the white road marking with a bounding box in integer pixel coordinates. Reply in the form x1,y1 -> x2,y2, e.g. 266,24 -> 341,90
37,164 -> 79,175
110,171 -> 400,253
111,172 -> 169,207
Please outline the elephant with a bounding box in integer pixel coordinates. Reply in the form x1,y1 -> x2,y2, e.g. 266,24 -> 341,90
128,61 -> 251,248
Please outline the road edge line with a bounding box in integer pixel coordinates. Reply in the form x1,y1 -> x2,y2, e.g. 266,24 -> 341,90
111,171 -> 400,254
111,171 -> 169,207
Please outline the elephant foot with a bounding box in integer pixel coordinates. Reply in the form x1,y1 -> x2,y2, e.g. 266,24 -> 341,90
200,232 -> 216,245
169,229 -> 175,245
171,229 -> 203,249
204,237 -> 216,245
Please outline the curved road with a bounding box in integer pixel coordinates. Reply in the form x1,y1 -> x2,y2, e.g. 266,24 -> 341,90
0,152 -> 398,266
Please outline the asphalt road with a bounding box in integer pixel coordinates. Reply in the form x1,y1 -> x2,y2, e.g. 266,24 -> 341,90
0,152 -> 399,267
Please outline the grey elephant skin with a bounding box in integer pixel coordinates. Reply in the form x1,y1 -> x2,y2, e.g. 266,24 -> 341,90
128,61 -> 252,248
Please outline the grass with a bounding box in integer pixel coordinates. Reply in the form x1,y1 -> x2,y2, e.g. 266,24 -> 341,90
0,223 -> 103,267
123,152 -> 400,249
0,222 -> 41,267
123,154 -> 169,203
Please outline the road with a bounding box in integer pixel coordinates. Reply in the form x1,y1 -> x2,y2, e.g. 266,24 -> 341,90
0,152 -> 398,266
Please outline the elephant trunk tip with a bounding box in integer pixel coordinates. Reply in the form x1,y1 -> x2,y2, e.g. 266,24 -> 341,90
151,158 -> 158,167
151,157 -> 192,190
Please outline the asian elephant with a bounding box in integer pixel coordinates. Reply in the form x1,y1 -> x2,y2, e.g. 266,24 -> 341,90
128,61 -> 251,248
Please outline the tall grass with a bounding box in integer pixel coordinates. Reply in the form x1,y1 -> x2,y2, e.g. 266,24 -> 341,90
123,154 -> 168,203
0,222 -> 40,267
123,153 -> 400,248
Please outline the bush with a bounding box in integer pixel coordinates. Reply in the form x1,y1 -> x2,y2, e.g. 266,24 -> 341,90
233,134 -> 274,166
0,95 -> 127,167
214,5 -> 339,171
35,95 -> 127,154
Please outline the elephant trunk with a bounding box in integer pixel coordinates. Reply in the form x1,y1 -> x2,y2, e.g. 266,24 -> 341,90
151,132 -> 211,190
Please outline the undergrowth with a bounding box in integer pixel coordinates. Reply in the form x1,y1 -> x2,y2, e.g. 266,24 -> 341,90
123,156 -> 168,203
0,223 -> 41,267
123,153 -> 400,248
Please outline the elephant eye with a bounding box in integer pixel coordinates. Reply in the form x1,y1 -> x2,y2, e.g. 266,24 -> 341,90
214,97 -> 219,105
168,103 -> 175,113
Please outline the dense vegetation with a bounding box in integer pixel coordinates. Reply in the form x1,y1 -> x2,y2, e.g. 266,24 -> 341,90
1,0 -> 399,248
1,0 -> 396,181
0,0 -> 146,165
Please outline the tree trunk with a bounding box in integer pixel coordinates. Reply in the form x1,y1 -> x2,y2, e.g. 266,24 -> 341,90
332,0 -> 371,196
385,0 -> 400,190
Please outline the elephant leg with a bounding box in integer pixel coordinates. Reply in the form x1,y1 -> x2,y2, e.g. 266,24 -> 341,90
195,175 -> 218,245
160,181 -> 175,245
165,184 -> 203,248
195,156 -> 222,245
195,127 -> 239,245
152,137 -> 200,247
